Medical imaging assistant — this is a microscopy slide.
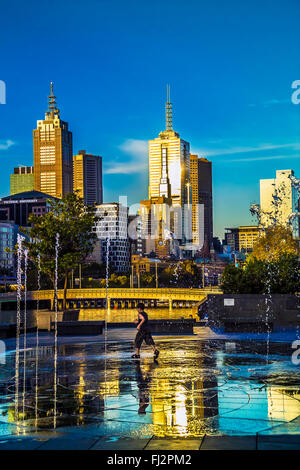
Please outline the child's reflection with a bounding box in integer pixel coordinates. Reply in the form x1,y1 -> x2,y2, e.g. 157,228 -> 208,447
135,361 -> 158,414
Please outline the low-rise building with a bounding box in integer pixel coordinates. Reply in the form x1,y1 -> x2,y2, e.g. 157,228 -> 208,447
224,225 -> 261,253
0,190 -> 56,226
131,254 -> 169,275
10,166 -> 34,195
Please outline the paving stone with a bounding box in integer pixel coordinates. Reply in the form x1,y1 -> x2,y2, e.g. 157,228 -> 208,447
145,438 -> 202,450
257,435 -> 300,450
91,438 -> 150,450
200,435 -> 256,450
0,438 -> 47,450
38,437 -> 98,450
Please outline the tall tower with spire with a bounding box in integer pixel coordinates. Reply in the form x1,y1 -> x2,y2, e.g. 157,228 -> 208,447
148,85 -> 190,205
33,82 -> 73,198
140,85 -> 193,257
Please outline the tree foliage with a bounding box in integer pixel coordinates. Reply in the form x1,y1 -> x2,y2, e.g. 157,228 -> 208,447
140,272 -> 155,287
248,225 -> 299,262
99,273 -> 129,288
23,192 -> 97,306
159,260 -> 202,288
221,254 -> 300,294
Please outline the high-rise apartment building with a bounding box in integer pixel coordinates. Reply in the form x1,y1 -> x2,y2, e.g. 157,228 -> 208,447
33,83 -> 73,198
73,150 -> 103,206
93,203 -> 130,272
260,169 -> 300,238
10,166 -> 34,195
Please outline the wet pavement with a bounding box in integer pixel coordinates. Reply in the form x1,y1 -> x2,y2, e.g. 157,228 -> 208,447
0,327 -> 300,449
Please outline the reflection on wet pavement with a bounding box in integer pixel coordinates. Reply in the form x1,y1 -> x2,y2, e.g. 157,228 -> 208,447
0,328 -> 300,440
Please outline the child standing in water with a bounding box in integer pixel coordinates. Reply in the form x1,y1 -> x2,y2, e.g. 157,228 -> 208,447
132,303 -> 160,359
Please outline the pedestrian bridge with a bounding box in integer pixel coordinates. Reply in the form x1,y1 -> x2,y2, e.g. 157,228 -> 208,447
29,287 -> 222,311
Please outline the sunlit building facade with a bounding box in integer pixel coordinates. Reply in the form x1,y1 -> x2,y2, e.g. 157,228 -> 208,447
33,83 -> 73,198
142,86 -> 193,257
73,150 -> 103,206
140,196 -> 175,258
10,166 -> 34,195
260,169 -> 300,238
190,154 -> 210,251
224,225 -> 261,253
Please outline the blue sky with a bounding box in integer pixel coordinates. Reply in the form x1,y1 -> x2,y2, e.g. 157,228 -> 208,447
0,0 -> 300,239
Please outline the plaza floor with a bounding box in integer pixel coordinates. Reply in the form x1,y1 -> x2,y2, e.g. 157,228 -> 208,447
0,327 -> 300,450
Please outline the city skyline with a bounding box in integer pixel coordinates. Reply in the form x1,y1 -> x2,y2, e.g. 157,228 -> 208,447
1,0 -> 300,239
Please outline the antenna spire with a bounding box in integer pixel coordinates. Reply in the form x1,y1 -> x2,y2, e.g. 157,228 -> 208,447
46,82 -> 60,118
165,84 -> 173,131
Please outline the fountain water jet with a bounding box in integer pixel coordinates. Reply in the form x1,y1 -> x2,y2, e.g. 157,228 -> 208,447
22,248 -> 28,421
104,236 -> 110,397
53,233 -> 59,428
35,252 -> 41,429
15,234 -> 24,428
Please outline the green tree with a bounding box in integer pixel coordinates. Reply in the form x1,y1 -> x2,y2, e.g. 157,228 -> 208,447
82,262 -> 107,278
159,260 -> 202,287
220,264 -> 243,294
220,255 -> 300,294
99,273 -> 130,288
23,192 -> 97,309
141,272 -> 155,287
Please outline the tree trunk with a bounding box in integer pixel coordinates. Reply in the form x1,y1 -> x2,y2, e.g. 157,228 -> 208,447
63,272 -> 68,311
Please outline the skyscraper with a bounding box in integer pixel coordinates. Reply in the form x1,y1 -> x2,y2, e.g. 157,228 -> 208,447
260,169 -> 300,238
190,154 -> 204,250
10,166 -> 34,195
190,156 -> 213,248
148,86 -> 190,209
33,83 -> 73,198
73,150 -> 103,206
142,86 -> 192,256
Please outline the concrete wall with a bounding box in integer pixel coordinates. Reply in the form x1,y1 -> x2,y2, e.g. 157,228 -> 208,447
204,294 -> 300,331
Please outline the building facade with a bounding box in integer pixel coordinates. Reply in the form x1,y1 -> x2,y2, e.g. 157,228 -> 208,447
140,196 -> 176,258
190,154 -> 212,251
197,157 -> 213,247
142,86 -> 193,257
128,214 -> 144,256
93,203 -> 130,273
33,83 -> 73,198
10,167 -> 34,195
260,169 -> 300,238
0,191 -> 55,226
0,222 -> 18,271
224,225 -> 261,253
73,150 -> 103,206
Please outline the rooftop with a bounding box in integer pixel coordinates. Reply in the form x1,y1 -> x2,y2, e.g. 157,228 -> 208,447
1,190 -> 56,201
